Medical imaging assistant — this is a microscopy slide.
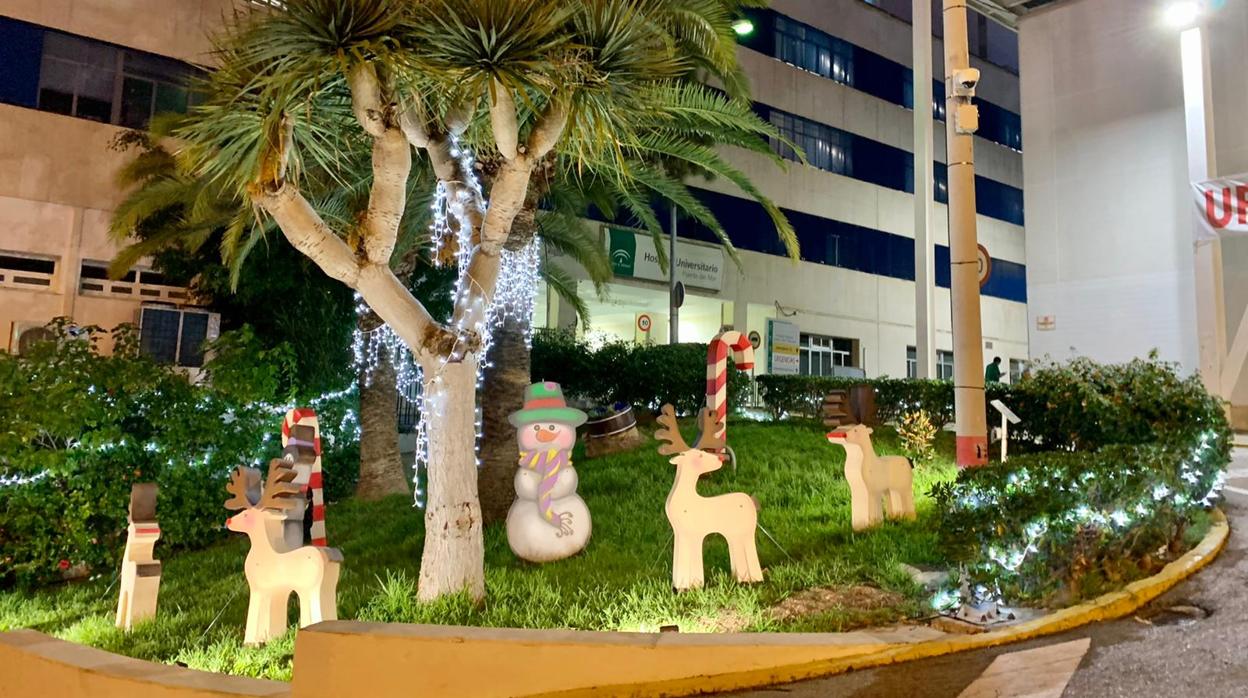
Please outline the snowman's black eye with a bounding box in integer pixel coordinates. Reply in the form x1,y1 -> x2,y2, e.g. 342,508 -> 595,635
533,425 -> 540,432
547,425 -> 557,431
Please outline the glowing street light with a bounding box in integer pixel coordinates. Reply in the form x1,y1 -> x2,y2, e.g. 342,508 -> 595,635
732,18 -> 755,36
1163,1 -> 1202,28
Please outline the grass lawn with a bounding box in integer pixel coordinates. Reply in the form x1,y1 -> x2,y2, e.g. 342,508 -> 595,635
0,419 -> 957,681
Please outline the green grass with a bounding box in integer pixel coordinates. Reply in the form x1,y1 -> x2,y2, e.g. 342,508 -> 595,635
0,419 -> 957,681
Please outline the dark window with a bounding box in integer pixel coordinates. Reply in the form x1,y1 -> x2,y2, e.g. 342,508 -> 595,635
38,32 -> 118,123
801,334 -> 855,376
139,269 -> 169,286
0,254 -> 56,275
0,17 -> 45,108
178,312 -> 210,368
741,9 -> 1023,151
139,307 -> 181,364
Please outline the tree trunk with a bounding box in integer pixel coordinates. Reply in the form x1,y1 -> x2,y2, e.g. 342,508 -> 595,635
356,343 -> 411,501
478,313 -> 531,524
418,360 -> 485,602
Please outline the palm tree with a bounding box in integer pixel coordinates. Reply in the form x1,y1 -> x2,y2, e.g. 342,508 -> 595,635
161,0 -> 797,602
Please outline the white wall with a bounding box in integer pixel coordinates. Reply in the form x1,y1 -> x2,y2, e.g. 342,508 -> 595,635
1020,0 -> 1248,415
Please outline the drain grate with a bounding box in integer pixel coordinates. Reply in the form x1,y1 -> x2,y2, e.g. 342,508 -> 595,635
1134,602 -> 1211,627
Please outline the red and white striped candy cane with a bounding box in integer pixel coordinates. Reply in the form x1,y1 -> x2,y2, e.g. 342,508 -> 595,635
281,408 -> 326,547
705,331 -> 755,443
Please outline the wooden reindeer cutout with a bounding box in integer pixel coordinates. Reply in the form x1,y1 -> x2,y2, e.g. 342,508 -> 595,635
827,424 -> 916,531
115,483 -> 161,630
225,461 -> 343,646
655,404 -> 763,591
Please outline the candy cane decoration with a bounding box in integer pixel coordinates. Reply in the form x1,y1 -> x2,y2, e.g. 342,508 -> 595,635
281,408 -> 327,547
705,331 -> 755,442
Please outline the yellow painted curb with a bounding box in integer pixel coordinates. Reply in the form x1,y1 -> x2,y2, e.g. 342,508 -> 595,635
536,508 -> 1231,698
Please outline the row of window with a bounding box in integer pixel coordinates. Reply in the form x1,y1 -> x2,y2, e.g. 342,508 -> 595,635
671,187 -> 1028,304
862,0 -> 1020,74
903,348 -> 1027,383
742,10 -> 1023,152
0,252 -> 187,301
0,16 -> 199,129
766,106 -> 1025,227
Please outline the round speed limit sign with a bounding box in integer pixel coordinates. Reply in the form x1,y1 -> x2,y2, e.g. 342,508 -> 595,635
636,314 -> 652,333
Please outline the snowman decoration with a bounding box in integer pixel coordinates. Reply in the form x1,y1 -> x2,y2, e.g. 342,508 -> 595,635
506,382 -> 591,563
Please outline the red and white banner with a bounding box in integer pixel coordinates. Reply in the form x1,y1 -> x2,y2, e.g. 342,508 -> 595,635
1194,174 -> 1248,240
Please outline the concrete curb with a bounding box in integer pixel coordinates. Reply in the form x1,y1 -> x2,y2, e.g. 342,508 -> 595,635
536,507 -> 1230,697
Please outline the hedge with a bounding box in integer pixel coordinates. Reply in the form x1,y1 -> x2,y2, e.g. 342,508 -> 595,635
755,374 -> 955,426
931,356 -> 1231,606
530,330 -> 750,416
0,322 -> 358,588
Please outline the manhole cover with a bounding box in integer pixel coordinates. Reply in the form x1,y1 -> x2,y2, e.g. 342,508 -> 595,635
1134,603 -> 1210,627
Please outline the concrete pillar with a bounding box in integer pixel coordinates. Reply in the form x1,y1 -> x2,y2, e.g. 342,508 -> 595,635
943,0 -> 988,467
913,0 -> 936,379
1181,26 -> 1228,398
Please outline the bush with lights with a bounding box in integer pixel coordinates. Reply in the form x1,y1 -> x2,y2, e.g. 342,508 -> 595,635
0,320 -> 358,588
930,356 -> 1231,606
755,374 -> 956,426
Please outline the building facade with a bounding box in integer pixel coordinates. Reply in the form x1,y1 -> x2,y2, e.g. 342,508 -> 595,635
1019,0 -> 1248,424
546,0 -> 1030,381
0,0 -> 229,356
0,0 -> 1030,383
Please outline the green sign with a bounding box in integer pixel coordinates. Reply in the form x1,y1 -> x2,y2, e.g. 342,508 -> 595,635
609,227 -> 637,277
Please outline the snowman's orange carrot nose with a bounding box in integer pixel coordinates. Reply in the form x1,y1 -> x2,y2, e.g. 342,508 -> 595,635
536,429 -> 558,443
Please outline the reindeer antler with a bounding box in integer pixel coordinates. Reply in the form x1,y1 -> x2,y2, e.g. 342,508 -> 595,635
693,408 -> 726,452
225,467 -> 260,510
655,404 -> 690,455
257,459 -> 304,511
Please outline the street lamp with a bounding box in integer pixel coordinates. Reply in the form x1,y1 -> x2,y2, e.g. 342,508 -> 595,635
1171,0 -> 1231,399
1163,0 -> 1201,28
731,18 -> 755,36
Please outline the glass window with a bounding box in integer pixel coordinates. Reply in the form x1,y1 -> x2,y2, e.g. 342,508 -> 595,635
800,333 -> 855,376
937,350 -> 955,381
38,32 -> 118,122
1009,358 -> 1027,384
906,346 -> 917,379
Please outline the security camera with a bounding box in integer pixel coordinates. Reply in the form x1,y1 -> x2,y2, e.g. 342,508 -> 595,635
951,68 -> 981,98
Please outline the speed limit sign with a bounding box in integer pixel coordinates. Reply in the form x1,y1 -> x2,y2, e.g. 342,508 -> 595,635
636,314 -> 652,333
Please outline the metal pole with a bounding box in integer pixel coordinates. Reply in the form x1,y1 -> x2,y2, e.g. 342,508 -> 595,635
669,203 -> 679,344
913,0 -> 936,379
943,0 -> 987,467
1180,26 -> 1227,398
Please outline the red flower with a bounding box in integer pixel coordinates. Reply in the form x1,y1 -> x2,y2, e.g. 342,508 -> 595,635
58,559 -> 70,570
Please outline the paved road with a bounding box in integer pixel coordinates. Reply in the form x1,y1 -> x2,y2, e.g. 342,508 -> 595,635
729,447 -> 1248,697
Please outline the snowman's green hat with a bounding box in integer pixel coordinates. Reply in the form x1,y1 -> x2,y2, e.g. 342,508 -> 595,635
508,382 -> 587,427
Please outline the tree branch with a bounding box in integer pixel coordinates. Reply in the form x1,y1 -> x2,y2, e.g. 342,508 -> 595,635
490,80 -> 519,161
349,62 -> 409,266
525,98 -> 570,160
256,184 -> 362,286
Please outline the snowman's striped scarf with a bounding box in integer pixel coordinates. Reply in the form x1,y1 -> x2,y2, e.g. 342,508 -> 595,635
519,449 -> 569,526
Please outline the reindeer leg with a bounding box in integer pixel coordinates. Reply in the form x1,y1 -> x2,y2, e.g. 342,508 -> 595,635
742,535 -> 764,583
243,590 -> 264,646
256,591 -> 289,645
302,562 -> 340,626
866,493 -> 883,527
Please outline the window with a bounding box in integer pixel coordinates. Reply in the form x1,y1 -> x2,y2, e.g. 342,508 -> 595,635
774,16 -> 854,84
38,32 -> 118,122
138,306 -> 218,368
1009,358 -> 1027,384
0,252 -> 56,289
16,22 -> 199,128
907,346 -> 952,380
769,110 -> 852,176
800,333 -> 855,376
79,261 -> 187,300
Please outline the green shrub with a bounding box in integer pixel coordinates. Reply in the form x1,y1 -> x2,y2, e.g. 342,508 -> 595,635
931,356 -> 1231,605
0,321 -> 357,588
897,409 -> 938,466
530,330 -> 750,415
755,375 -> 955,426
